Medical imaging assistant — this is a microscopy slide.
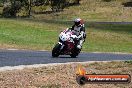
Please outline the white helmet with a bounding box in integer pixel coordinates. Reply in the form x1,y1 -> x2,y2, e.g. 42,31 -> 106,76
74,18 -> 83,26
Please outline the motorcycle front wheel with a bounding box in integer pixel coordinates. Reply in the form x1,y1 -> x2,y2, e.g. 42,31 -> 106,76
52,43 -> 61,57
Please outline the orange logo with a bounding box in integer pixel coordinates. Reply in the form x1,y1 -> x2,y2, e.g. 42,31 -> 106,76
76,65 -> 131,85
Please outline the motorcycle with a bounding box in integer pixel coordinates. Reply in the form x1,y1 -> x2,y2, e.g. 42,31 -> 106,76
52,28 -> 80,58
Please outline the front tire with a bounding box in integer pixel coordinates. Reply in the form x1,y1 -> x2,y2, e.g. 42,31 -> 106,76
52,43 -> 61,57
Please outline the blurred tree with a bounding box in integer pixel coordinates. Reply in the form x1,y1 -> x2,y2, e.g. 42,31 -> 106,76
2,0 -> 32,17
50,0 -> 66,12
2,0 -> 22,17
2,0 -> 82,17
28,0 -> 31,17
32,0 -> 49,6
2,0 -> 12,17
10,0 -> 22,17
123,0 -> 132,7
74,0 -> 80,4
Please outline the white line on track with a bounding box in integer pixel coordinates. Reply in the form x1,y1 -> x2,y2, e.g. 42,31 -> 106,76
0,60 -> 123,71
1,48 -> 132,55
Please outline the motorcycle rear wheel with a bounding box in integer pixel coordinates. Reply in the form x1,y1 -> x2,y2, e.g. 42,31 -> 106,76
70,49 -> 80,58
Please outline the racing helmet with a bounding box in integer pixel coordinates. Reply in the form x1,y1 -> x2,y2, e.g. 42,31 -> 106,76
74,18 -> 83,26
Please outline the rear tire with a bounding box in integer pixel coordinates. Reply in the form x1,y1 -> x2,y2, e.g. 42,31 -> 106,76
70,48 -> 80,58
70,53 -> 78,58
52,43 -> 61,57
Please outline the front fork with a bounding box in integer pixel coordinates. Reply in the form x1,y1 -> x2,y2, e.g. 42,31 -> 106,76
58,42 -> 65,50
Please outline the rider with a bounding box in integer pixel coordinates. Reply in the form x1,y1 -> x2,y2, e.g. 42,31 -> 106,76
69,18 -> 86,50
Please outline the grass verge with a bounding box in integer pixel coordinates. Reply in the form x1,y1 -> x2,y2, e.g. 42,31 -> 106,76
0,18 -> 132,53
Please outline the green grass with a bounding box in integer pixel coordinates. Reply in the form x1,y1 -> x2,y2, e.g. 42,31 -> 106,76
0,18 -> 132,53
84,23 -> 132,52
0,19 -> 59,50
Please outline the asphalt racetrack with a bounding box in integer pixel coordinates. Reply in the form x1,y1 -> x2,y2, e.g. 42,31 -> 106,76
0,50 -> 132,67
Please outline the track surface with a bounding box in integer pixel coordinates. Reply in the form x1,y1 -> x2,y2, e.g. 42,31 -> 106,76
0,50 -> 132,67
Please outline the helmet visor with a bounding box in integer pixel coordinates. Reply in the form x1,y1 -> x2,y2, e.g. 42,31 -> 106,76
75,22 -> 80,26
